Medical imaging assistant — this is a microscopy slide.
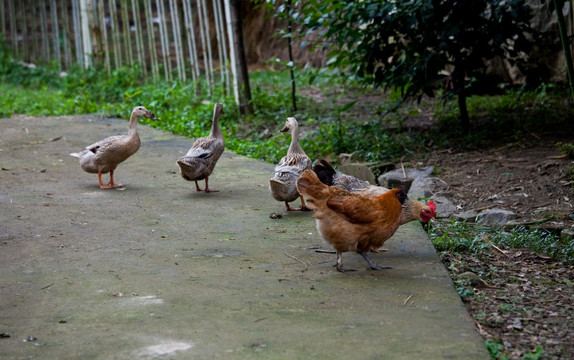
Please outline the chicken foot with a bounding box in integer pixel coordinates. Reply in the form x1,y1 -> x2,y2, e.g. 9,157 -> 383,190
359,252 -> 392,271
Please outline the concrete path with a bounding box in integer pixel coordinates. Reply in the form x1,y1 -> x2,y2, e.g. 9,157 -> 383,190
0,114 -> 489,359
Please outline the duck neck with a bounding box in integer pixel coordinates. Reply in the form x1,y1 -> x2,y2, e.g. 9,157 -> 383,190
127,112 -> 140,137
210,109 -> 223,139
288,125 -> 304,154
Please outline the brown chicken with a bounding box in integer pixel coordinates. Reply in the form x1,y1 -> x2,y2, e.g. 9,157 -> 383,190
296,169 -> 434,272
313,159 -> 436,226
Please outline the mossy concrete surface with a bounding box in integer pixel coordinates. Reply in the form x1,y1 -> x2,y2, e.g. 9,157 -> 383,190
0,114 -> 489,359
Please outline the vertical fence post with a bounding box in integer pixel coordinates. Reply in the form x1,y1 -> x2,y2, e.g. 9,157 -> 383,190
72,0 -> 83,65
169,0 -> 185,82
50,0 -> 62,69
182,0 -> 200,86
213,0 -> 230,94
157,0 -> 172,80
97,0 -> 111,74
40,2 -> 50,60
197,0 -> 212,96
60,0 -> 72,68
121,1 -> 133,65
79,0 -> 92,67
131,0 -> 147,75
20,0 -> 28,61
145,0 -> 160,81
7,0 -> 18,56
223,0 -> 239,106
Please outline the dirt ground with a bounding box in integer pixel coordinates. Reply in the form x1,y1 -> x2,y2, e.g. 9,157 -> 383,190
420,133 -> 574,229
411,131 -> 574,359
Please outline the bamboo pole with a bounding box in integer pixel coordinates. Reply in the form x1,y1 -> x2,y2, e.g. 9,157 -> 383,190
98,0 -> 111,74
286,0 -> 296,111
79,0 -> 93,67
213,0 -> 230,93
7,0 -> 17,56
182,0 -> 200,83
110,0 -> 122,67
131,0 -> 146,75
72,0 -> 83,65
157,0 -> 172,80
40,1 -> 50,61
169,0 -> 185,81
51,0 -> 61,68
31,0 -> 42,62
145,0 -> 160,80
20,0 -> 28,61
197,0 -> 212,95
223,0 -> 239,105
202,0 -> 215,91
60,0 -> 72,68
121,1 -> 133,65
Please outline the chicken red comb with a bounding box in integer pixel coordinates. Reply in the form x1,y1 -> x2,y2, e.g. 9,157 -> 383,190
428,200 -> 437,216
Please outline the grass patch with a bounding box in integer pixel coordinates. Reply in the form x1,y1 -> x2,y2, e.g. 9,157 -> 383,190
429,219 -> 574,264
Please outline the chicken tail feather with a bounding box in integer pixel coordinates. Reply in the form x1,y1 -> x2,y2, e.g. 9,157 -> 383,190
312,159 -> 336,186
296,169 -> 331,202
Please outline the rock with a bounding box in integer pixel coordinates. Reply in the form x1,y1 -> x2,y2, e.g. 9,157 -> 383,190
338,163 -> 376,185
378,166 -> 434,186
381,175 -> 414,193
454,210 -> 480,222
410,177 -> 436,198
432,195 -> 457,218
560,228 -> 574,242
511,318 -> 523,331
379,166 -> 436,198
476,208 -> 516,226
486,313 -> 504,328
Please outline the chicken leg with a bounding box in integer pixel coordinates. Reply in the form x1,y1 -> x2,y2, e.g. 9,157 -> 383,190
335,251 -> 357,272
359,252 -> 392,271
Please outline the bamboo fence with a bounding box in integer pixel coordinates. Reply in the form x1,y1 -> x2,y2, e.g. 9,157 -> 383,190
0,0 -> 233,96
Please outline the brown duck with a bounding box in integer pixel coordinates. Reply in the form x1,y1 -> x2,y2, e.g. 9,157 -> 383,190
177,103 -> 225,192
269,117 -> 312,210
70,106 -> 157,189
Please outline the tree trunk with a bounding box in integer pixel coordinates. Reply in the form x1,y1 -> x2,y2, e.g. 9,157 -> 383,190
458,91 -> 469,135
453,65 -> 469,134
231,0 -> 252,115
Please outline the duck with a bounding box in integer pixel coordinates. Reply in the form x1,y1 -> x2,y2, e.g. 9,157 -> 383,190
269,117 -> 312,211
177,103 -> 225,192
313,158 -> 371,192
70,106 -> 157,189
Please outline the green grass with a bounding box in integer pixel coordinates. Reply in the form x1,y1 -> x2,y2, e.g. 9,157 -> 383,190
429,219 -> 574,263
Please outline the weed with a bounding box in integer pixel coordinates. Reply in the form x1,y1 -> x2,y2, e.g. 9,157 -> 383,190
556,142 -> 574,159
429,220 -> 574,264
485,339 -> 510,360
521,346 -> 545,360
